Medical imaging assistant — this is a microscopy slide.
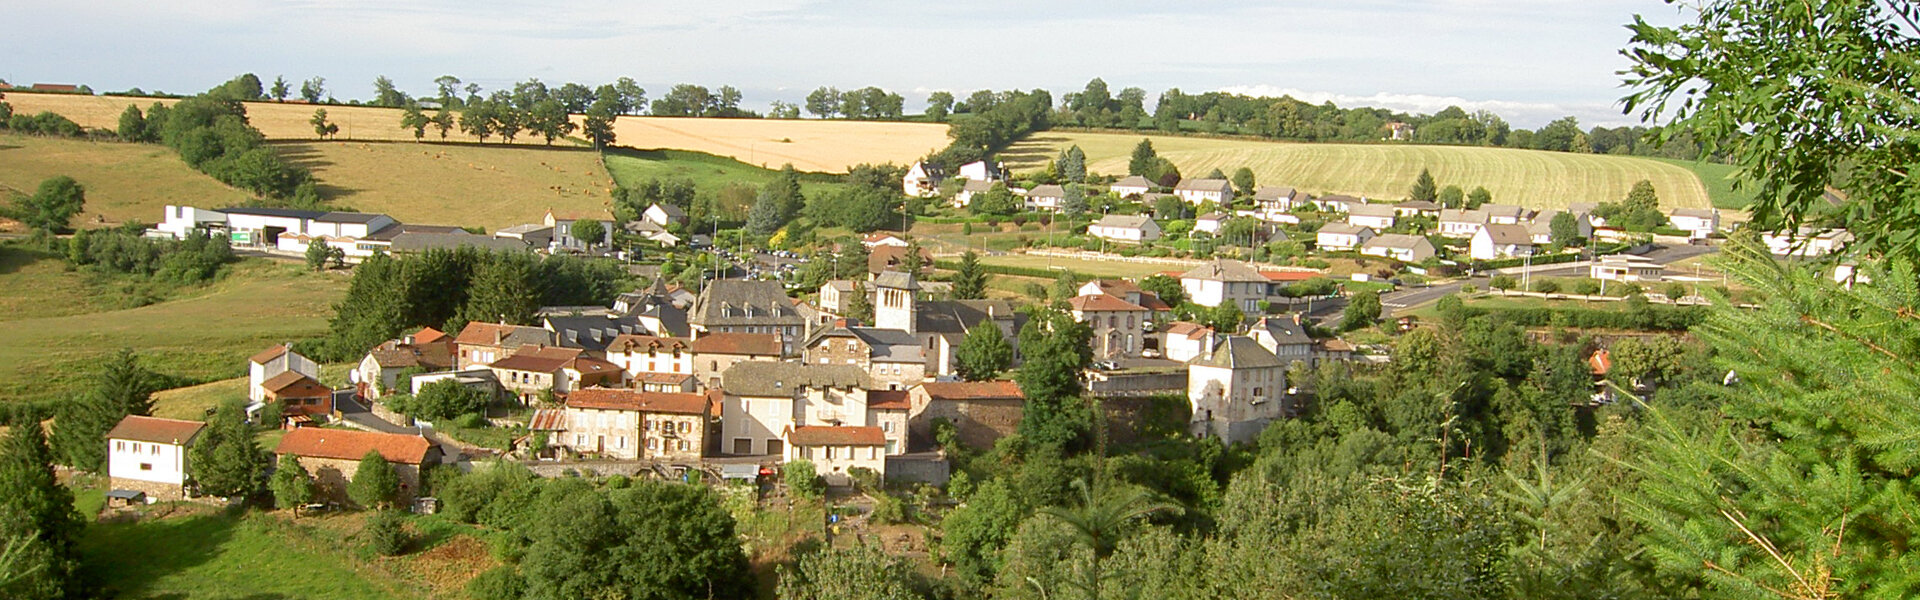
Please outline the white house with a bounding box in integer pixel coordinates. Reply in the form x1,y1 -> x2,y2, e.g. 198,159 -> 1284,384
1252,187 -> 1306,214
954,179 -> 994,208
642,203 -> 688,228
718,362 -> 873,457
1438,209 -> 1490,238
1109,175 -> 1153,198
1360,233 -> 1436,262
1162,322 -> 1217,363
957,160 -> 1003,182
1194,212 -> 1228,235
1526,209 -> 1593,245
1314,195 -> 1364,214
1024,185 -> 1066,211
1248,316 -> 1314,364
1069,293 -> 1151,358
1087,214 -> 1161,244
902,161 -> 945,198
306,212 -> 396,238
1345,204 -> 1397,230
1315,223 -> 1375,252
785,426 -> 888,486
1188,336 -> 1289,444
1481,204 -> 1530,225
1763,228 -> 1853,257
154,205 -> 227,239
1180,259 -> 1271,311
249,345 -> 320,403
544,209 -> 615,251
107,415 -> 206,502
861,232 -> 910,249
1470,223 -> 1539,260
1590,255 -> 1665,282
1173,178 -> 1233,205
1667,208 -> 1720,239
1393,200 -> 1441,218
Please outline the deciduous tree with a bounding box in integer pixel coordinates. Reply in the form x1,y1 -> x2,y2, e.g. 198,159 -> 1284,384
270,454 -> 316,515
348,449 -> 400,510
6,176 -> 85,234
955,323 -> 1013,381
310,109 -> 338,139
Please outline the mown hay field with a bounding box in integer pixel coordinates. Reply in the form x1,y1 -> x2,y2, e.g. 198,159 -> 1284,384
276,141 -> 617,230
1005,131 -> 1714,210
0,133 -> 249,227
6,92 -> 951,172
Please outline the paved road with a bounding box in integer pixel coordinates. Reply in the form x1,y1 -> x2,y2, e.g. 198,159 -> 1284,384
1378,244 -> 1720,317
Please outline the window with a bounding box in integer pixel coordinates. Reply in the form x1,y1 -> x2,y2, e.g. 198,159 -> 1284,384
678,440 -> 689,451
140,463 -> 153,471
576,434 -> 585,445
116,441 -> 124,451
618,436 -> 627,449
152,445 -> 160,455
649,438 -> 658,450
679,422 -> 690,434
882,421 -> 894,433
825,446 -> 836,459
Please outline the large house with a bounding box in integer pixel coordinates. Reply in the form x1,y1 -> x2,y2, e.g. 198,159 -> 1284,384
1252,187 -> 1307,214
543,209 -> 615,251
1188,336 -> 1289,444
1345,204 -> 1398,230
488,346 -> 623,403
107,416 -> 205,502
605,334 -> 693,379
1470,223 -> 1539,260
1590,255 -> 1666,282
249,345 -> 319,403
1087,214 -> 1161,244
1173,178 -> 1233,205
689,280 -> 806,355
273,428 -> 440,506
956,160 -> 1004,182
1394,200 -> 1441,218
353,328 -> 454,400
1109,176 -> 1153,198
1360,233 -> 1437,262
1763,228 -> 1853,257
803,324 -> 928,391
785,426 -> 887,486
642,203 -> 688,228
954,180 -> 995,207
689,332 -> 784,390
1315,223 -> 1375,252
1667,208 -> 1720,239
1481,204 -> 1530,225
1023,185 -> 1066,211
717,362 -> 873,457
870,272 -> 1022,377
1068,293 -> 1151,359
1248,317 -> 1314,364
453,322 -> 554,370
1438,209 -> 1490,238
1180,259 -> 1270,311
902,161 -> 945,198
555,388 -> 712,461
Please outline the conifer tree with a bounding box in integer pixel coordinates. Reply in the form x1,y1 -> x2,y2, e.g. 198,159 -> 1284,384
844,282 -> 874,325
1409,168 -> 1437,203
460,253 -> 539,326
0,425 -> 83,600
952,251 -> 988,300
51,348 -> 153,471
188,402 -> 267,499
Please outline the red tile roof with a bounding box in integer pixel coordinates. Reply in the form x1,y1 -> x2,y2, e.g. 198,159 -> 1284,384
917,380 -> 1024,401
413,327 -> 448,344
1261,270 -> 1323,282
788,426 -> 885,446
566,356 -> 621,376
1136,293 -> 1173,312
1069,294 -> 1148,313
690,332 -> 782,356
1589,349 -> 1612,376
489,353 -> 570,373
527,409 -> 568,431
1086,279 -> 1142,296
567,388 -> 709,415
868,390 -> 911,410
274,428 -> 433,464
249,345 -> 290,364
1163,321 -> 1213,340
106,416 -> 205,445
262,371 -> 322,394
634,372 -> 696,384
454,322 -> 548,347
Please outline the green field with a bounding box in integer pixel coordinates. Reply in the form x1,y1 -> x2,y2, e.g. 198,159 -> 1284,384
83,511 -> 421,600
1652,157 -> 1755,210
0,133 -> 250,228
1005,131 -> 1715,210
274,140 -> 618,231
602,148 -> 846,196
0,251 -> 347,404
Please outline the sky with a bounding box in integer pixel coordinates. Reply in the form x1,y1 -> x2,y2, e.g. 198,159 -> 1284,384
0,0 -> 1693,129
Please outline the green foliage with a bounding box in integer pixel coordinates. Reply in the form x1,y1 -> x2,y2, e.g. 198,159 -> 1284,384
779,543 -> 920,600
5,176 -> 85,234
1468,185 -> 1493,208
1057,145 -> 1088,184
1623,0 -> 1919,263
1437,184 -> 1464,208
0,424 -> 83,600
5,111 -> 83,138
1015,307 -> 1095,450
969,184 -> 1021,216
269,454 -> 316,511
1341,290 -> 1381,330
1206,302 -> 1244,333
408,379 -> 489,421
1409,167 -> 1438,202
1662,281 -> 1687,301
362,510 -> 409,556
569,219 -> 604,251
67,227 -> 235,286
519,480 -> 753,600
940,477 -> 1033,587
1490,274 -> 1518,290
952,251 -> 988,300
188,402 -> 268,499
51,348 -> 155,471
955,323 -> 1014,381
1127,139 -> 1158,177
1592,180 -> 1667,232
807,185 -> 901,232
1531,279 -> 1561,294
347,450 -> 399,510
785,460 -> 823,500
1138,274 -> 1185,306
844,282 -> 874,325
1230,166 -> 1257,198
466,565 -> 526,600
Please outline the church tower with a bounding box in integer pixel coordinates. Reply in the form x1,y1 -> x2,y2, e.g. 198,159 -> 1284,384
872,270 -> 920,333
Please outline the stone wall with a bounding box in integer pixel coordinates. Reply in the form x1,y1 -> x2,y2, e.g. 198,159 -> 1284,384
107,477 -> 188,503
885,454 -> 950,485
909,399 -> 1023,452
295,455 -> 426,507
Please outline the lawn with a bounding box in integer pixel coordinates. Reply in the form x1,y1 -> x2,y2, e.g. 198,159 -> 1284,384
602,147 -> 846,196
0,133 -> 250,228
0,255 -> 347,405
274,141 -> 617,230
7,91 -> 950,172
977,253 -> 1184,279
1651,157 -> 1756,210
1006,131 -> 1714,210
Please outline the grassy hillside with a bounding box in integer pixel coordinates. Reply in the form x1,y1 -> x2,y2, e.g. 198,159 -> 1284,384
0,133 -> 250,227
0,251 -> 346,404
6,91 -> 949,173
605,116 -> 949,173
602,147 -> 847,197
1006,131 -> 1714,210
1652,157 -> 1755,210
274,141 -> 617,230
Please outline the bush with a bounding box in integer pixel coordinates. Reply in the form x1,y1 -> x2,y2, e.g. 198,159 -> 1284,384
870,493 -> 908,525
1573,279 -> 1602,295
784,460 -> 823,499
467,565 -> 526,600
364,510 -> 410,556
1664,282 -> 1689,300
1531,279 -> 1560,294
848,467 -> 882,492
1490,274 -> 1518,290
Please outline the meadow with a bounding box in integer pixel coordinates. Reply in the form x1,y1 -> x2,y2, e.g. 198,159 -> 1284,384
5,91 -> 949,173
1005,131 -> 1716,210
0,133 -> 250,228
275,141 -> 617,230
0,251 -> 347,404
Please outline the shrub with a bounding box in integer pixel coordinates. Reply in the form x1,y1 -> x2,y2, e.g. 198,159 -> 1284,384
1573,279 -> 1602,296
784,460 -> 823,499
1490,274 -> 1518,290
1664,282 -> 1689,300
467,566 -> 526,600
848,467 -> 882,492
1532,279 -> 1561,294
870,493 -> 907,524
364,510 -> 410,556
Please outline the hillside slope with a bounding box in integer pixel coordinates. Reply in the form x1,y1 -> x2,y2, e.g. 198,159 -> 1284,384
0,133 -> 249,227
1006,131 -> 1714,210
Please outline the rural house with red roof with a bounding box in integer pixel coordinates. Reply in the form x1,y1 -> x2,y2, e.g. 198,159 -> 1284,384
487,345 -> 622,404
107,416 -> 206,502
353,327 -> 454,400
248,344 -> 319,403
1068,293 -> 1151,359
906,380 -> 1025,451
273,428 -> 440,506
554,388 -> 713,461
261,371 -> 333,419
785,425 -> 887,486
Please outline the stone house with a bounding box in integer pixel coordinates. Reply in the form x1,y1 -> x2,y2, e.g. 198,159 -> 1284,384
558,388 -> 711,461
1188,336 -> 1289,444
1068,293 -> 1150,359
785,426 -> 887,486
718,362 -> 872,457
803,324 -> 928,391
272,428 -> 440,507
906,380 -> 1025,452
689,332 -> 783,390
452,322 -> 554,370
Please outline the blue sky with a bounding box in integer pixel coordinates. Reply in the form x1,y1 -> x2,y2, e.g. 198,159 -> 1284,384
1,0 -> 1689,129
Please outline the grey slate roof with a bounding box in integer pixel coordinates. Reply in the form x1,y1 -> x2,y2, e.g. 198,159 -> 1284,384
1394,200 -> 1441,211
915,300 -> 1019,335
1181,258 -> 1268,283
1482,204 -> 1529,220
389,232 -> 532,253
360,223 -> 464,242
1364,233 -> 1431,250
1317,222 -> 1372,236
690,280 -> 804,327
1254,317 -> 1313,347
1027,184 -> 1066,198
316,212 -> 388,224
1439,209 -> 1490,224
1480,223 -> 1536,245
1192,336 -> 1286,369
1253,187 -> 1298,201
873,270 -> 922,291
1093,214 -> 1155,230
962,179 -> 994,192
1111,175 -> 1153,189
721,362 -> 870,397
545,314 -> 649,352
1347,204 -> 1397,218
219,207 -> 326,219
1174,178 -> 1233,193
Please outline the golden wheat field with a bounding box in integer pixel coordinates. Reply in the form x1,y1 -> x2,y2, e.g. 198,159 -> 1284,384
1007,131 -> 1713,210
277,141 -> 617,230
0,133 -> 249,227
5,91 -> 951,172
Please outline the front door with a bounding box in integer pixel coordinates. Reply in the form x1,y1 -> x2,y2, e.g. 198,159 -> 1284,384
596,436 -> 605,454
